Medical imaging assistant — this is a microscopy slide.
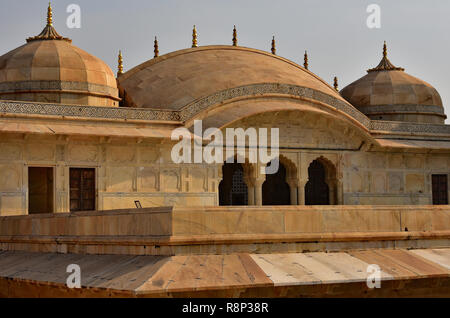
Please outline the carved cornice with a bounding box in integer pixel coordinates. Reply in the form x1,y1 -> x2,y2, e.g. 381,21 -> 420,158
369,120 -> 450,135
178,83 -> 371,127
1,82 -> 450,136
358,104 -> 446,118
0,80 -> 118,99
0,100 -> 179,122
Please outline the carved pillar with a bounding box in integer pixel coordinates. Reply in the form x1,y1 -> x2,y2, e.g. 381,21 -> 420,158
298,179 -> 307,205
254,179 -> 264,206
243,175 -> 255,206
287,179 -> 298,205
336,178 -> 344,205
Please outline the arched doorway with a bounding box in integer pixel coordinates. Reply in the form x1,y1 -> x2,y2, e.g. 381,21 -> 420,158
219,162 -> 248,205
262,160 -> 291,205
305,160 -> 330,205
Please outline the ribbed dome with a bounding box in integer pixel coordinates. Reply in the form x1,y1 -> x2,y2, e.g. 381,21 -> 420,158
341,43 -> 446,124
0,5 -> 119,107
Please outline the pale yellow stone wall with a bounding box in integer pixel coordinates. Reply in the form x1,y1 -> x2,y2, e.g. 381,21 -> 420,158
0,110 -> 449,215
0,134 -> 219,215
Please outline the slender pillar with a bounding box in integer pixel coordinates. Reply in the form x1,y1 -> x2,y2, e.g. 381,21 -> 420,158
298,179 -> 307,205
287,180 -> 298,205
254,179 -> 264,206
337,178 -> 344,205
247,185 -> 255,205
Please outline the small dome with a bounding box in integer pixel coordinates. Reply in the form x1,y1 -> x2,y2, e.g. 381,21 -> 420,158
341,42 -> 446,124
0,4 -> 119,106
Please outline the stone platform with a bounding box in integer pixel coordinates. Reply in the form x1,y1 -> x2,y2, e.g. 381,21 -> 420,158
0,205 -> 449,297
0,248 -> 449,297
0,205 -> 449,255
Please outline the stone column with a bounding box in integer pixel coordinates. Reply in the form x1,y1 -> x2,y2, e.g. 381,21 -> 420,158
298,179 -> 307,205
336,178 -> 344,205
254,179 -> 264,206
247,186 -> 255,205
287,179 -> 298,205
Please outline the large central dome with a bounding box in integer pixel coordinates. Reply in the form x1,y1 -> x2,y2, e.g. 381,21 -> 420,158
117,45 -> 345,110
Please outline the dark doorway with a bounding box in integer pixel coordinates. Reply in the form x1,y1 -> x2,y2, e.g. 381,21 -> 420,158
70,168 -> 96,212
219,163 -> 248,205
28,167 -> 54,214
305,160 -> 330,205
432,174 -> 448,205
262,161 -> 290,205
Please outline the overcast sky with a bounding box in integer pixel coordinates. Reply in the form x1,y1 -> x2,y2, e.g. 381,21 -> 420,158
1,0 -> 449,123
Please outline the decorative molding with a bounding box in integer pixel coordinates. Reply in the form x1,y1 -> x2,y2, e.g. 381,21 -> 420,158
178,83 -> 372,127
0,100 -> 179,122
358,104 -> 446,116
370,120 -> 450,134
1,82 -> 450,136
0,80 -> 118,98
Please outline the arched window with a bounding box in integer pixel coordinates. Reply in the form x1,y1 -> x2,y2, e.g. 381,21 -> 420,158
305,160 -> 330,205
219,163 -> 248,205
262,160 -> 291,205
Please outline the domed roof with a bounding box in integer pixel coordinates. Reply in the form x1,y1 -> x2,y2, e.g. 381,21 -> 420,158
0,4 -> 119,107
340,42 -> 446,124
117,45 -> 346,111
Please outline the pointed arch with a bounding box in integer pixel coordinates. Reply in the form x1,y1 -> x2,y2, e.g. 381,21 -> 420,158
305,156 -> 338,205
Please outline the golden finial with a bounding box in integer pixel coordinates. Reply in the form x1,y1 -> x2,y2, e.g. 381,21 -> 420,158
383,41 -> 387,58
333,76 -> 338,91
117,50 -> 123,77
304,50 -> 308,70
47,2 -> 53,26
271,36 -> 276,55
192,25 -> 198,48
232,25 -> 237,46
154,36 -> 159,58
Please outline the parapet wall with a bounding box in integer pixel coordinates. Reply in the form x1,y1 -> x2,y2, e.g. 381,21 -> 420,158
0,205 -> 449,255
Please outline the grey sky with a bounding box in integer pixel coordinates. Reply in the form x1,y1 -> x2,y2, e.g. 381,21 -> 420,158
1,0 -> 449,122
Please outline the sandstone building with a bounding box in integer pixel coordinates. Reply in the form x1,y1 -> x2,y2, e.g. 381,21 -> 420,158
0,4 -> 449,298
0,7 -> 449,216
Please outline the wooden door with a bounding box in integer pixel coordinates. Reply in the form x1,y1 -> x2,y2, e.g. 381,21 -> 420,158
70,168 -> 96,212
432,174 -> 448,205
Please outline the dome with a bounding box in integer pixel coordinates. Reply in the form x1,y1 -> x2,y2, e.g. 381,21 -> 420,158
340,43 -> 446,124
0,5 -> 119,107
117,45 -> 346,110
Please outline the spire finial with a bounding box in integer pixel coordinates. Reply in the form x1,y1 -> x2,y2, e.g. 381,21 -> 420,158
154,36 -> 159,58
271,36 -> 276,55
47,2 -> 53,26
232,25 -> 237,46
117,50 -> 123,77
367,41 -> 404,73
304,50 -> 308,70
192,25 -> 198,48
333,76 -> 338,91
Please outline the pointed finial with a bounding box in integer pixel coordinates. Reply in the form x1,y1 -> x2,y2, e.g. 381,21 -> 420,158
154,36 -> 159,58
383,41 -> 387,58
192,25 -> 198,48
333,76 -> 338,91
117,50 -> 123,77
304,50 -> 308,70
47,2 -> 53,26
232,25 -> 237,46
271,36 -> 276,55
